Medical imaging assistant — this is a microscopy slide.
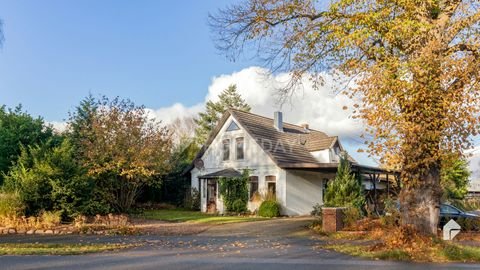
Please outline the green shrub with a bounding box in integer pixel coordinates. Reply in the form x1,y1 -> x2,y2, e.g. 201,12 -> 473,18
311,203 -> 323,217
184,188 -> 200,210
218,170 -> 249,213
3,140 -> 110,218
343,207 -> 363,228
231,199 -> 247,213
258,200 -> 280,217
380,197 -> 401,227
0,192 -> 24,217
40,210 -> 62,228
456,217 -> 480,231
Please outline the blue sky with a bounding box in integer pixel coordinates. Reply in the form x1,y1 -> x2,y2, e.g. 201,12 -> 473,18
0,0 -> 257,121
1,1 -> 479,171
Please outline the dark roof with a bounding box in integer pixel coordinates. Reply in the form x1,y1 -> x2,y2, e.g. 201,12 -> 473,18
186,109 -> 346,171
198,168 -> 242,179
230,109 -> 336,167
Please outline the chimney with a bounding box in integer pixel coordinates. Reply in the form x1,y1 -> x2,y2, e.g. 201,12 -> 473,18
300,123 -> 309,131
274,111 -> 283,132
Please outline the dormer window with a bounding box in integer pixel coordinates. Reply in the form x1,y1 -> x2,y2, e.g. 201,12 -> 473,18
223,139 -> 230,161
226,121 -> 240,131
236,137 -> 244,160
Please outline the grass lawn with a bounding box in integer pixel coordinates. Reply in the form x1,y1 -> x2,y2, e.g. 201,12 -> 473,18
137,209 -> 267,225
323,242 -> 480,262
0,243 -> 137,255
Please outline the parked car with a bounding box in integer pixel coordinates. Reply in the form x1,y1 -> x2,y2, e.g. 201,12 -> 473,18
439,203 -> 480,229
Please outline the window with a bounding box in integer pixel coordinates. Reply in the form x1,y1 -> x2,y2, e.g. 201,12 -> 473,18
249,176 -> 259,200
236,137 -> 244,160
226,121 -> 240,131
265,175 -> 276,197
222,139 -> 230,161
440,204 -> 461,215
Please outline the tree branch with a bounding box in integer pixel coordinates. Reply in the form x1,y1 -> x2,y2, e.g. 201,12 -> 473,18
261,12 -> 327,26
445,43 -> 480,57
446,11 -> 480,43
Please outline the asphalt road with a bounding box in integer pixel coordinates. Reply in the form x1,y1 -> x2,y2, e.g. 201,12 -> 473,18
1,217 -> 480,270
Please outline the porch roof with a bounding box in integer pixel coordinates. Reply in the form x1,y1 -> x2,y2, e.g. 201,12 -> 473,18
198,168 -> 242,179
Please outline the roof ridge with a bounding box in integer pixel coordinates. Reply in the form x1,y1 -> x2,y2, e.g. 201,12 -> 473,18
229,108 -> 330,136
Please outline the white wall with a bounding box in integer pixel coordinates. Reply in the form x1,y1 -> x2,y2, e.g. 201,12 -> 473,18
284,170 -> 335,215
191,115 -> 283,214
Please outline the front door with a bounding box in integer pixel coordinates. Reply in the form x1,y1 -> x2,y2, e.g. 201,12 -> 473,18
206,179 -> 217,213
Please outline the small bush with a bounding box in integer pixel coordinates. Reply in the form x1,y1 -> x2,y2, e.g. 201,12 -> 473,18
258,200 -> 280,217
380,198 -> 401,227
40,211 -> 62,228
184,188 -> 200,210
311,203 -> 322,217
343,207 -> 363,229
457,217 -> 480,231
0,192 -> 24,218
231,199 -> 247,214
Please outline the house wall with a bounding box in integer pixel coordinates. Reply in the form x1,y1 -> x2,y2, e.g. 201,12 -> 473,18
191,115 -> 284,214
284,170 -> 335,215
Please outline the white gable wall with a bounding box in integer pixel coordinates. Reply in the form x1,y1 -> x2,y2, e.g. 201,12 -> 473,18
191,115 -> 286,214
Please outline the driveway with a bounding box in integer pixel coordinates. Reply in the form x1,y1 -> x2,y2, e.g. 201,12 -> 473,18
0,217 -> 479,270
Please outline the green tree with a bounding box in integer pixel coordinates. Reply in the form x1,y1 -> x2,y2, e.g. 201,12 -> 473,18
0,105 -> 56,184
324,154 -> 365,210
211,0 -> 480,234
3,139 -> 107,218
67,94 -> 97,157
441,157 -> 470,201
195,84 -> 251,144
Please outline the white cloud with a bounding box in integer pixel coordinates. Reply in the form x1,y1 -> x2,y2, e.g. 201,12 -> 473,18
205,66 -> 363,138
145,102 -> 203,125
48,121 -> 67,133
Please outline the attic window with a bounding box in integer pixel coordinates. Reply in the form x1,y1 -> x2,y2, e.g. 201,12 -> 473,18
226,121 -> 240,131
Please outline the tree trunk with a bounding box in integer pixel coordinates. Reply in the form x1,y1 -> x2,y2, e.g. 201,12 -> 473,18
399,165 -> 442,235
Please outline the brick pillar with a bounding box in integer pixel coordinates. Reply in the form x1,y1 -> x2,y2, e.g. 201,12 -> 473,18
322,207 -> 345,232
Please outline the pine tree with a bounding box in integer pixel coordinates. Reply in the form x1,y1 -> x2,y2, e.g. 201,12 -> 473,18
324,153 -> 365,209
67,94 -> 98,157
194,84 -> 251,145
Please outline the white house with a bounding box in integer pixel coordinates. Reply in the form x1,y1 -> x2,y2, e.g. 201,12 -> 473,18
186,109 -> 395,216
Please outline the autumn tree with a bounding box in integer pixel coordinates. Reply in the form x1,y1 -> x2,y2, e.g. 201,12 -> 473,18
79,97 -> 172,212
211,0 -> 480,234
195,84 -> 251,144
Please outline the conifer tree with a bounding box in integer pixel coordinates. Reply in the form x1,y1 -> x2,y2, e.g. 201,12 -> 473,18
324,153 -> 365,209
194,84 -> 251,145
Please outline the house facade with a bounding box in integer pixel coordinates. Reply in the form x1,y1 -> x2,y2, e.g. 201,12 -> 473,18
187,109 -> 395,216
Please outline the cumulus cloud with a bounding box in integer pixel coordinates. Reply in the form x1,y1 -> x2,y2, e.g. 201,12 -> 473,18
48,121 -> 68,133
145,102 -> 203,125
205,66 -> 363,138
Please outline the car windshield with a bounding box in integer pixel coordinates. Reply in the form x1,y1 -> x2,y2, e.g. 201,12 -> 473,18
440,204 -> 463,214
